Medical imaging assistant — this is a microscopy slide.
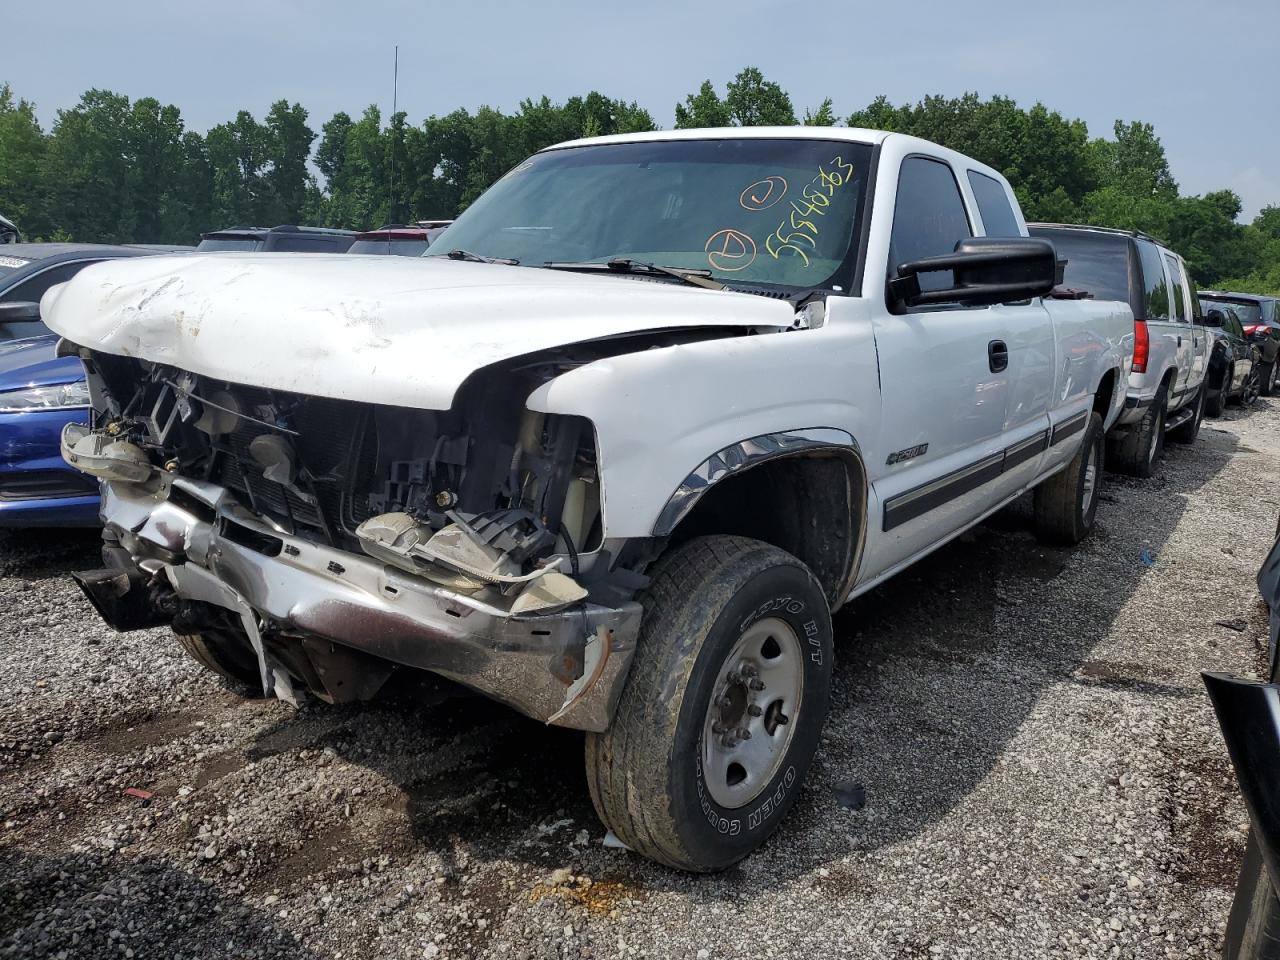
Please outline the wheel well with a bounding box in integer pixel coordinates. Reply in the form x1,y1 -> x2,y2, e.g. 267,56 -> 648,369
1159,367 -> 1176,394
665,452 -> 866,609
1093,367 -> 1118,419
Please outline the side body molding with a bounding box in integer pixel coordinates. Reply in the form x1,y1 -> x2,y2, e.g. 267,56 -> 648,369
652,428 -> 859,536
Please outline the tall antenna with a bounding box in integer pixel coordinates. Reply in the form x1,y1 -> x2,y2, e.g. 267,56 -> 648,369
388,44 -> 399,251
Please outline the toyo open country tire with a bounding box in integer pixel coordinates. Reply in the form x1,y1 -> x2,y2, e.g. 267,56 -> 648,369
1033,411 -> 1104,546
585,535 -> 833,872
1109,384 -> 1165,478
1167,381 -> 1206,445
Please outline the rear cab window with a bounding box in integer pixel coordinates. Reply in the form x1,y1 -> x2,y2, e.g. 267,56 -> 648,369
966,171 -> 1021,237
1136,241 -> 1171,320
1028,228 -> 1131,306
889,156 -> 973,294
1162,253 -> 1187,322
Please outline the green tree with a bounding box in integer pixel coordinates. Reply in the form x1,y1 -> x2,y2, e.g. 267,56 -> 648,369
262,101 -> 316,224
0,84 -> 50,238
803,98 -> 836,126
674,80 -> 731,129
724,67 -> 796,126
44,89 -> 136,242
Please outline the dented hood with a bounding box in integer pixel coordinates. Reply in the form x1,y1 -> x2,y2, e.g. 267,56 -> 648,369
41,253 -> 795,409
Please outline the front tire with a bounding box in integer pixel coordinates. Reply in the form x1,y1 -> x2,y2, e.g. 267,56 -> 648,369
1207,367 -> 1230,418
1034,411 -> 1104,546
585,536 -> 833,872
1260,359 -> 1278,398
1239,362 -> 1262,408
1108,384 -> 1165,477
175,628 -> 262,692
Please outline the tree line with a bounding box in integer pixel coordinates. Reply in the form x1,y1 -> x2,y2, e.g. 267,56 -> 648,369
1,68 -> 1277,294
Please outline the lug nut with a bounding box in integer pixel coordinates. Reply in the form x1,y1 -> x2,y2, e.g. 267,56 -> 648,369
717,695 -> 733,710
711,721 -> 728,734
740,663 -> 757,678
747,704 -> 763,717
723,736 -> 739,749
726,671 -> 741,685
737,727 -> 752,740
748,678 -> 765,692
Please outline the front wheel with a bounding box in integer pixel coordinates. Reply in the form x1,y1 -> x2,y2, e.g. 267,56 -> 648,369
1207,367 -> 1230,418
1033,411 -> 1104,546
175,628 -> 262,692
585,536 -> 833,872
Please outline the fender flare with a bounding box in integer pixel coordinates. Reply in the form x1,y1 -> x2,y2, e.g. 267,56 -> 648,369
650,428 -> 869,607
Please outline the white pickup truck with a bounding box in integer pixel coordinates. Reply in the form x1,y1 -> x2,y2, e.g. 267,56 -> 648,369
47,128 -> 1131,871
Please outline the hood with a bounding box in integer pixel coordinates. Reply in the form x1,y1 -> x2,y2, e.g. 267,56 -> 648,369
0,334 -> 85,393
42,253 -> 796,409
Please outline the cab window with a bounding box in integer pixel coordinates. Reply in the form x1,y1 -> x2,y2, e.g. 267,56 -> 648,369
1163,254 -> 1187,322
1136,241 -> 1170,320
966,170 -> 1021,237
890,157 -> 972,293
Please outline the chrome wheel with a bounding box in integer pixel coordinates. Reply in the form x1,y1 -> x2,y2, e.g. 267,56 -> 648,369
1082,441 -> 1099,511
701,617 -> 804,809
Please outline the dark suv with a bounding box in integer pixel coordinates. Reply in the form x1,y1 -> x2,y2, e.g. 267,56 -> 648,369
197,225 -> 357,253
1199,292 -> 1280,396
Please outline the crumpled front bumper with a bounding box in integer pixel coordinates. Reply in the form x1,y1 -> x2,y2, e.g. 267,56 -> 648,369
96,474 -> 641,731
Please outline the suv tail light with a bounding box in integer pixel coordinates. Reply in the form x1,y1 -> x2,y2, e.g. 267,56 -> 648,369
1242,324 -> 1265,337
1133,319 -> 1150,373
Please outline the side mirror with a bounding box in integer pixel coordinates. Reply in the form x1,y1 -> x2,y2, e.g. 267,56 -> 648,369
889,237 -> 1059,309
1203,309 -> 1225,328
0,301 -> 40,323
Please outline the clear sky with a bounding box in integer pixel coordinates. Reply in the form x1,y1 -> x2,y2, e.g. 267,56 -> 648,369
6,0 -> 1277,218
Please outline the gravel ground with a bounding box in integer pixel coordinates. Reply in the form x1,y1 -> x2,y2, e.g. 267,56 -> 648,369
1,398 -> 1277,960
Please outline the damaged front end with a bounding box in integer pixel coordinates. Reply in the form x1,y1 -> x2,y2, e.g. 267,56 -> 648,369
61,347 -> 644,731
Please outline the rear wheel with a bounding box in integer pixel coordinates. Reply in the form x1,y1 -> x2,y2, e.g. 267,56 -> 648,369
585,535 -> 833,872
1034,412 -> 1104,546
1261,359 -> 1278,397
1108,385 -> 1165,477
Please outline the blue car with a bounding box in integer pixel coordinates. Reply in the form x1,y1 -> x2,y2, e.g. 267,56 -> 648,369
0,243 -> 191,526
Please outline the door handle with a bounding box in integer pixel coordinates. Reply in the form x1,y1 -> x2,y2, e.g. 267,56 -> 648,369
988,340 -> 1009,373
1177,336 -> 1182,346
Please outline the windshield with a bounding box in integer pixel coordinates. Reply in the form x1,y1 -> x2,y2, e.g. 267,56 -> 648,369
1201,297 -> 1262,324
426,138 -> 873,289
197,237 -> 265,252
349,238 -> 430,257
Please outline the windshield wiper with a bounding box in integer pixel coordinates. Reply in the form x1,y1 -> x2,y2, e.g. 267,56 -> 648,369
446,249 -> 519,265
542,257 -> 724,291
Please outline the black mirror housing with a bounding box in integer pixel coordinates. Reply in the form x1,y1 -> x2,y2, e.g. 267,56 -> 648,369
1203,309 -> 1225,327
0,300 -> 41,323
890,237 -> 1059,309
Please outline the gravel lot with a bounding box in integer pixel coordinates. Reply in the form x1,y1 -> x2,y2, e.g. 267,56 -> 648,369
1,398 -> 1276,960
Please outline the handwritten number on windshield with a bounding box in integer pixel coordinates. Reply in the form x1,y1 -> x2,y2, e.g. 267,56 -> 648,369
765,157 -> 855,269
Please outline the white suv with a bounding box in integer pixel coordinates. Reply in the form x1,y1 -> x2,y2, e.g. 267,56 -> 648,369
1030,224 -> 1211,478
